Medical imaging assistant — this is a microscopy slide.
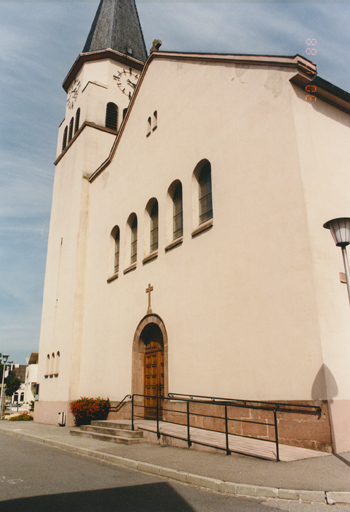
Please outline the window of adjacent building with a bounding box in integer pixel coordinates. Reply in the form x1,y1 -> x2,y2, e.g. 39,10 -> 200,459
130,216 -> 138,264
62,126 -> 68,151
150,200 -> 159,252
74,108 -> 80,134
198,161 -> 213,224
173,182 -> 183,239
106,102 -> 118,131
68,117 -> 74,142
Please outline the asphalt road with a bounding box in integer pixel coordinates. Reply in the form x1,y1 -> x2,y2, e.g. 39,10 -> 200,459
0,432 -> 348,512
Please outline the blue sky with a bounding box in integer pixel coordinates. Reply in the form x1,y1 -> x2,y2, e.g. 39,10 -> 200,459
1,0 -> 350,364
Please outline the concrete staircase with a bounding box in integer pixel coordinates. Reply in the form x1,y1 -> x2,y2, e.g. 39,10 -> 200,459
70,420 -> 144,445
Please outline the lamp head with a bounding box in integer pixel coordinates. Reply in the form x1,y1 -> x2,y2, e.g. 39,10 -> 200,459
323,217 -> 350,247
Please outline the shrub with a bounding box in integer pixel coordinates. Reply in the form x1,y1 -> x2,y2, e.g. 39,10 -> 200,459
70,397 -> 110,426
8,413 -> 33,421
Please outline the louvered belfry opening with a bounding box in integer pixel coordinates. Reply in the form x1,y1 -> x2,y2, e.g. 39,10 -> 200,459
106,102 -> 118,131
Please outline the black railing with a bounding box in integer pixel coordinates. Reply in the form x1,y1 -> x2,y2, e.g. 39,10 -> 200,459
131,393 -> 286,461
168,393 -> 322,415
109,394 -> 131,413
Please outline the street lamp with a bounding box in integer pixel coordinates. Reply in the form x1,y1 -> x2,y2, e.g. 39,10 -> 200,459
324,217 -> 350,304
0,354 -> 9,420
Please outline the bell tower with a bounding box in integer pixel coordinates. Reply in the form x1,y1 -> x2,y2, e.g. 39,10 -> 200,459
36,0 -> 148,426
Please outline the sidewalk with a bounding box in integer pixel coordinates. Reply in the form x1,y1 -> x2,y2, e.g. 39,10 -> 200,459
0,420 -> 349,505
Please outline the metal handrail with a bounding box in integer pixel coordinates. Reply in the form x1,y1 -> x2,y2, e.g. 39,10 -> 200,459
110,394 -> 131,413
168,393 -> 322,414
131,393 -> 281,461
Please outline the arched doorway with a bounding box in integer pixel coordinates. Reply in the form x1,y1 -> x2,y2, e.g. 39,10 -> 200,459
143,323 -> 164,417
132,314 -> 168,419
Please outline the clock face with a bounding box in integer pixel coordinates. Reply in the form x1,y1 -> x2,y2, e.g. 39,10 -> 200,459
114,69 -> 139,98
67,79 -> 81,109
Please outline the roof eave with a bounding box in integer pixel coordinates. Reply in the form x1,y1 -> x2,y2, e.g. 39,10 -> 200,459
63,49 -> 144,92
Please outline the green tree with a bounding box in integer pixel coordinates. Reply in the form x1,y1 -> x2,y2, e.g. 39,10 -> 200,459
5,371 -> 21,397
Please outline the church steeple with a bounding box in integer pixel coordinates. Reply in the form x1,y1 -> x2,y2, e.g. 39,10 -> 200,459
83,0 -> 148,63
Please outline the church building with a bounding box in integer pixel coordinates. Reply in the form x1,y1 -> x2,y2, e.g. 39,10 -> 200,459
35,0 -> 350,454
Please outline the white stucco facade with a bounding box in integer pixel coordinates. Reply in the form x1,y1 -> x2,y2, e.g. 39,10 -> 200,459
35,43 -> 350,452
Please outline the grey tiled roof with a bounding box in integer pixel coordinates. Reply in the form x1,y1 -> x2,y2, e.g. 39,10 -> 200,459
83,0 -> 148,62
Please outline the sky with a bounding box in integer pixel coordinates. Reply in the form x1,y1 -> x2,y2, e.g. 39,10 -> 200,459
1,0 -> 350,364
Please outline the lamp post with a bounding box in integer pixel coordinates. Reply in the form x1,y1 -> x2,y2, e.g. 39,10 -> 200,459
324,217 -> 350,305
0,354 -> 9,420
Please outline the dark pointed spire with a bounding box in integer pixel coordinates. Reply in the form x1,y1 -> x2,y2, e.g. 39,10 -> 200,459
83,0 -> 147,62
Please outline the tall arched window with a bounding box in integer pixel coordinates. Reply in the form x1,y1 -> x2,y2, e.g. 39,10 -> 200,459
150,201 -> 159,252
74,108 -> 80,134
131,216 -> 138,264
106,102 -> 118,131
173,183 -> 183,240
68,117 -> 74,142
114,227 -> 120,273
62,127 -> 68,151
198,161 -> 213,224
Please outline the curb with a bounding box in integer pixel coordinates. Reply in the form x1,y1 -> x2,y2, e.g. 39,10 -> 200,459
1,427 -> 349,505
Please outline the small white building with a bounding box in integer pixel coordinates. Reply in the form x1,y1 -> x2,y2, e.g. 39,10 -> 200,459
24,353 -> 39,404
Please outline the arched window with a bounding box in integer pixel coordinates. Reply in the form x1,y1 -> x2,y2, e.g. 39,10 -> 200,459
74,108 -> 80,134
62,127 -> 68,151
131,216 -> 138,264
68,117 -> 74,142
50,353 -> 55,376
173,183 -> 183,240
150,201 -> 158,252
114,227 -> 120,273
147,117 -> 151,137
198,161 -> 213,224
55,351 -> 60,376
106,102 -> 118,131
123,108 -> 128,120
46,354 -> 50,376
153,110 -> 157,131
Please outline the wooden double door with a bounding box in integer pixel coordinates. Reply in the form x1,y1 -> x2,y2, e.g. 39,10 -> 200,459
144,332 -> 164,418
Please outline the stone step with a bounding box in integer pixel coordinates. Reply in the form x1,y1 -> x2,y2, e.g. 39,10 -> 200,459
91,420 -> 133,430
80,425 -> 143,438
70,429 -> 144,445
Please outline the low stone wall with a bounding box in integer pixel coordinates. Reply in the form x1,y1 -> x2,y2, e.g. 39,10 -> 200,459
162,400 -> 332,452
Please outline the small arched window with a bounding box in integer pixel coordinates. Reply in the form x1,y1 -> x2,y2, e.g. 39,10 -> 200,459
150,201 -> 159,252
114,227 -> 120,273
147,117 -> 151,137
62,127 -> 68,151
55,351 -> 60,376
106,102 -> 118,131
153,111 -> 157,131
198,162 -> 213,224
74,108 -> 80,134
173,183 -> 183,240
50,353 -> 55,376
46,354 -> 50,376
131,216 -> 138,264
68,117 -> 74,142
